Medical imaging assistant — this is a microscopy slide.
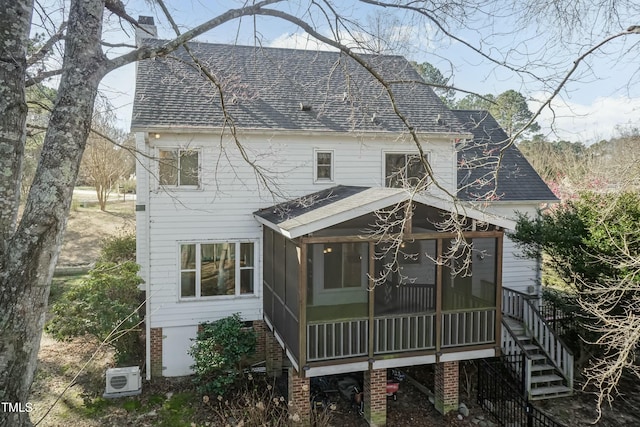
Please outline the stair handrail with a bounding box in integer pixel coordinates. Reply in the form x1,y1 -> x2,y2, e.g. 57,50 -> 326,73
500,318 -> 532,396
522,299 -> 574,391
502,287 -> 538,322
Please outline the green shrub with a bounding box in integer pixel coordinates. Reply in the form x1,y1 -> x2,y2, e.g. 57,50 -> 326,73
45,261 -> 144,364
188,314 -> 256,396
100,230 -> 136,263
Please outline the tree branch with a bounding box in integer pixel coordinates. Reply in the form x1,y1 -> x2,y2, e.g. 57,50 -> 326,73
105,0 -> 285,72
27,21 -> 67,67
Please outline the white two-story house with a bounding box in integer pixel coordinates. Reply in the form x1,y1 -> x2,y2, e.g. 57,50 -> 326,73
131,17 -> 558,425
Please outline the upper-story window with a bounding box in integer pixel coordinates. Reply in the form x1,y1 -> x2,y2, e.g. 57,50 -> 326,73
314,150 -> 334,182
180,241 -> 256,299
384,152 -> 428,188
159,149 -> 200,187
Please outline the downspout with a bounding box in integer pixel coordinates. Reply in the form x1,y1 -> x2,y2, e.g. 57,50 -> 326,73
143,133 -> 152,381
144,194 -> 151,380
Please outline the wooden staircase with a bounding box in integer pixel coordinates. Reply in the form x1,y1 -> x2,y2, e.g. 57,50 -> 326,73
501,288 -> 574,400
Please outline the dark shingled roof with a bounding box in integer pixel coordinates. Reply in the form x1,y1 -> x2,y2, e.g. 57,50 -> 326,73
132,41 -> 465,134
452,110 -> 557,202
132,42 -> 554,203
253,185 -> 517,234
253,185 -> 371,226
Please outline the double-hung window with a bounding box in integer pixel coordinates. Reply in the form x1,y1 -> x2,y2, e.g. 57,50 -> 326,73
314,150 -> 333,182
180,242 -> 256,298
159,149 -> 200,187
384,152 -> 428,188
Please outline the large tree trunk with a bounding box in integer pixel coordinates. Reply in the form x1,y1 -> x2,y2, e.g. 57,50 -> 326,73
0,0 -> 32,245
0,1 -> 107,426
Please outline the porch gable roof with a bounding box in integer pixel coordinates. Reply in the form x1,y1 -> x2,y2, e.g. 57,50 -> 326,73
253,185 -> 515,238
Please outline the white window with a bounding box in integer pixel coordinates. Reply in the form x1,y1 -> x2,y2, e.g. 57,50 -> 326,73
179,241 -> 256,299
314,150 -> 333,182
159,149 -> 200,187
384,152 -> 429,188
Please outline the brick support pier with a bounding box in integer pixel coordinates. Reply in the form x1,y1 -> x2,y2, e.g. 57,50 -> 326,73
434,361 -> 459,414
252,320 -> 267,360
288,368 -> 310,425
364,368 -> 387,426
265,329 -> 283,377
149,327 -> 163,379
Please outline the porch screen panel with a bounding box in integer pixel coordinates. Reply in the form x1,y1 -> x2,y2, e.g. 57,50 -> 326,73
272,233 -> 286,336
306,242 -> 368,320
273,234 -> 286,300
442,238 -> 497,310
285,239 -> 300,318
374,240 -> 437,316
285,308 -> 300,361
263,228 -> 274,321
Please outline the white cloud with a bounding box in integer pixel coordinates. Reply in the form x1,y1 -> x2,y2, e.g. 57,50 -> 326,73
269,32 -> 337,51
268,24 -> 427,57
532,95 -> 640,143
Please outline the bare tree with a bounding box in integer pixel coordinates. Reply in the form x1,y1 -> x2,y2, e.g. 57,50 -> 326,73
1,1 -> 640,425
79,111 -> 133,211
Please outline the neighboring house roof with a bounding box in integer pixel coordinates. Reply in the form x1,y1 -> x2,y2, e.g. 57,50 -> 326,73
132,41 -> 466,134
452,110 -> 558,202
254,185 -> 515,238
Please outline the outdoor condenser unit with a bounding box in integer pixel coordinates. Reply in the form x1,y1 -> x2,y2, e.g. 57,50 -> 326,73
103,366 -> 142,398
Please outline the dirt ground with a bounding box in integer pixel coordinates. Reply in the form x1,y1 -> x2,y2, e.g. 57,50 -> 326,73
57,199 -> 135,266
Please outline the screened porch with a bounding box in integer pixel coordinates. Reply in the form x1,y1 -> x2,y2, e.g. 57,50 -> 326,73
256,187 -> 506,370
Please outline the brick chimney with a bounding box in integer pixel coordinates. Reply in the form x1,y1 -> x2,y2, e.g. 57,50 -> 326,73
136,16 -> 157,46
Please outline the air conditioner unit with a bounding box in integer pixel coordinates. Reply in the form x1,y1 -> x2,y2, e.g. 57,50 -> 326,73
103,366 -> 142,398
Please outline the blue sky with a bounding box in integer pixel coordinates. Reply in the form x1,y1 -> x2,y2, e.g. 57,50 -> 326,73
100,0 -> 640,143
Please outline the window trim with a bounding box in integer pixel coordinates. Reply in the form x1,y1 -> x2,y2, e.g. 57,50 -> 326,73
177,240 -> 258,300
382,150 -> 431,188
313,149 -> 334,183
157,147 -> 202,189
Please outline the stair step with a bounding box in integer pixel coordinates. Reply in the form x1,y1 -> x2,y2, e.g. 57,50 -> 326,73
530,364 -> 556,372
530,385 -> 572,399
522,344 -> 539,352
528,354 -> 547,361
530,374 -> 563,384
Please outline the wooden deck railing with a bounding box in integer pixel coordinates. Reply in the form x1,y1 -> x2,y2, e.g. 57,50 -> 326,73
306,308 -> 497,361
374,313 -> 436,354
502,287 -> 528,320
502,287 -> 574,391
523,302 -> 574,388
306,319 -> 368,362
441,308 -> 496,347
501,318 -> 532,394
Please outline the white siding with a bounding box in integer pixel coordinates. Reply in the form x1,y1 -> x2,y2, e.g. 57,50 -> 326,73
136,130 -> 544,374
502,235 -> 539,294
485,203 -> 542,295
138,131 -> 457,329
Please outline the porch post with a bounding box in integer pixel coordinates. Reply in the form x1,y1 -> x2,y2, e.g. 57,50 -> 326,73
299,242 -> 307,370
435,239 -> 443,352
434,360 -> 459,415
368,241 -> 375,359
495,233 -> 504,354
